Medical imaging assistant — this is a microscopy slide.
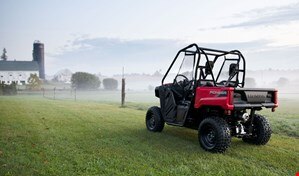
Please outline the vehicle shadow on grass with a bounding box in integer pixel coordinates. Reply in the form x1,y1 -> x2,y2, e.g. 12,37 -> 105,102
125,126 -> 198,145
125,125 -> 254,154
125,126 -> 202,152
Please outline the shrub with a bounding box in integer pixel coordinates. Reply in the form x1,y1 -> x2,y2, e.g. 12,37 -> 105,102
245,77 -> 256,88
27,73 -> 42,90
103,78 -> 118,90
0,82 -> 17,95
71,72 -> 101,90
276,77 -> 289,87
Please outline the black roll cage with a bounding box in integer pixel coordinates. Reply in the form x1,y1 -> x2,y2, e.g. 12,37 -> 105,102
162,43 -> 246,88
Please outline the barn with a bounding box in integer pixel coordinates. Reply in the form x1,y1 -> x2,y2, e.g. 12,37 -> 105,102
0,41 -> 45,85
0,61 -> 39,85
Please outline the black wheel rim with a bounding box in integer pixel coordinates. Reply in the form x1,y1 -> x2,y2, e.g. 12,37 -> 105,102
147,113 -> 156,130
201,125 -> 216,149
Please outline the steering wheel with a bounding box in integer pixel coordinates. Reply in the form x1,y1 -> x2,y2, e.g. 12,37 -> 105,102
174,74 -> 194,92
218,80 -> 227,86
174,74 -> 189,88
172,74 -> 194,99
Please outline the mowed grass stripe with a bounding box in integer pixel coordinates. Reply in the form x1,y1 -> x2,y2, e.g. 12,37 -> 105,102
0,97 -> 298,175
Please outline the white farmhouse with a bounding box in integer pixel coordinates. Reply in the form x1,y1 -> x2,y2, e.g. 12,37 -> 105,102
0,61 -> 39,85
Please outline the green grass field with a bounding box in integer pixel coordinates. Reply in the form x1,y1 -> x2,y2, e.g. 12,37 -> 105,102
0,96 -> 298,175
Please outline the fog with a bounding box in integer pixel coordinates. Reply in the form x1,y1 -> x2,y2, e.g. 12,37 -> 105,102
45,39 -> 299,102
112,69 -> 299,100
2,1 -> 299,103
45,67 -> 299,103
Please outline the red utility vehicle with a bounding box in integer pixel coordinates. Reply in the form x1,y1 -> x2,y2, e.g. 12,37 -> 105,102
146,44 -> 278,153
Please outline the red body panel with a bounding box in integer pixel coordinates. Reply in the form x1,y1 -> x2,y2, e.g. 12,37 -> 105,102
194,87 -> 234,110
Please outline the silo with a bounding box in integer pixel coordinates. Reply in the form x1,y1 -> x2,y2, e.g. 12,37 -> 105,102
32,40 -> 45,79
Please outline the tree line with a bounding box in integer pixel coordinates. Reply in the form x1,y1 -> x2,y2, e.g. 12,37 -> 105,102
71,72 -> 118,90
0,72 -> 118,95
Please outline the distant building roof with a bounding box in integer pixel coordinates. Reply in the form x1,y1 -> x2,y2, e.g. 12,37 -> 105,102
0,61 -> 39,71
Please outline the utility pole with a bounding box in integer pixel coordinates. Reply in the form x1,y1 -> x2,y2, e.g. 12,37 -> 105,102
54,87 -> 56,100
121,67 -> 126,107
74,88 -> 77,101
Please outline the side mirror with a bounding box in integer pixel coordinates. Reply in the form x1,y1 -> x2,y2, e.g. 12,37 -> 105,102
229,63 -> 238,76
205,61 -> 214,75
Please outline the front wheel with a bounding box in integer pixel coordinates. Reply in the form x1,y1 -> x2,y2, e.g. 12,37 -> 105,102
198,117 -> 231,153
242,114 -> 272,145
146,106 -> 164,132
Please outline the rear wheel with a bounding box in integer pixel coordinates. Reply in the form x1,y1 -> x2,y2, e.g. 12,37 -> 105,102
242,114 -> 272,145
146,106 -> 164,132
198,117 -> 231,153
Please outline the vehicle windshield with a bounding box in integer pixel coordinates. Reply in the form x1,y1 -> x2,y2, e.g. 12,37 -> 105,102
163,52 -> 197,84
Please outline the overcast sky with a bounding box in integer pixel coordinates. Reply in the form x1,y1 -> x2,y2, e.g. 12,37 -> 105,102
1,0 -> 299,76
